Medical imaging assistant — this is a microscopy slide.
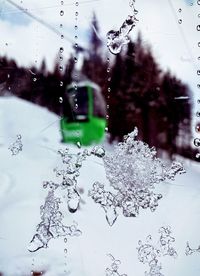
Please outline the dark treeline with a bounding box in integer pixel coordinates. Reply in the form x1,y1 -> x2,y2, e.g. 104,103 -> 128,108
0,13 -> 196,160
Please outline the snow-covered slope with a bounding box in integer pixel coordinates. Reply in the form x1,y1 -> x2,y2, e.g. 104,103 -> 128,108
0,96 -> 200,276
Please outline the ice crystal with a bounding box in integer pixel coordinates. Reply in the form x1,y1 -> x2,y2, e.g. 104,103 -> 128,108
107,0 -> 138,54
106,254 -> 127,276
30,146 -> 105,251
28,191 -> 81,252
89,129 -> 185,225
185,242 -> 200,256
8,134 -> 23,155
137,227 -> 177,276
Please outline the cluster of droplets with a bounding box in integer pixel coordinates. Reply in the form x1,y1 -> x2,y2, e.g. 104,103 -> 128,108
195,1 -> 200,159
106,57 -> 111,133
106,254 -> 127,276
185,242 -> 200,256
106,0 -> 138,54
8,134 -> 23,155
137,227 -> 177,276
28,190 -> 81,252
29,146 -> 105,251
89,128 -> 185,226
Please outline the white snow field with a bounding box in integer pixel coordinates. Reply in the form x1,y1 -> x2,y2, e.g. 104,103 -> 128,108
0,96 -> 200,276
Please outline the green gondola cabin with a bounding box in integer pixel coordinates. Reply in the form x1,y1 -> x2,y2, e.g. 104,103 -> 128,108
60,81 -> 106,146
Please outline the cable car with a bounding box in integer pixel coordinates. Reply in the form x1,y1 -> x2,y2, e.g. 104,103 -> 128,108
60,81 -> 106,146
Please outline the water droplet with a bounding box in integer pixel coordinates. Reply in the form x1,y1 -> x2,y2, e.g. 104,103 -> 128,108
107,104 -> 110,109
108,87 -> 111,92
64,248 -> 68,254
74,57 -> 78,63
59,97 -> 63,103
74,43 -> 78,48
105,127 -> 108,132
198,42 -> 200,47
197,70 -> 200,75
198,56 -> 200,60
60,10 -> 64,16
196,111 -> 200,117
60,81 -> 63,87
178,19 -> 182,24
74,25 -> 78,30
60,23 -> 63,28
197,25 -> 200,31
107,68 -> 110,73
197,84 -> 200,89
59,55 -> 63,61
75,104 -> 78,109
74,35 -> 78,40
59,66 -> 63,71
195,125 -> 200,133
75,11 -> 78,16
196,153 -> 200,159
61,0 -> 64,5
194,138 -> 200,147
76,141 -> 81,148
33,78 -> 37,82
64,238 -> 67,243
197,99 -> 200,104
106,115 -> 109,119
108,77 -> 111,82
197,0 -> 200,4
107,57 -> 110,62
60,47 -> 64,53
198,14 -> 200,18
178,8 -> 182,12
61,34 -> 64,39
75,1 -> 79,6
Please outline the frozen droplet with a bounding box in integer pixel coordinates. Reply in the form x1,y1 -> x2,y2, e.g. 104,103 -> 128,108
194,138 -> 200,147
178,19 -> 182,24
60,47 -> 64,53
60,10 -> 64,16
59,97 -> 63,103
197,25 -> 200,31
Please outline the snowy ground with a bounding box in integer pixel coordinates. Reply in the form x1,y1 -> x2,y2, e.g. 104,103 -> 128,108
0,96 -> 200,276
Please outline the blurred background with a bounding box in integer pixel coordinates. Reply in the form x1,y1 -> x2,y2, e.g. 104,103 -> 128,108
0,0 -> 199,159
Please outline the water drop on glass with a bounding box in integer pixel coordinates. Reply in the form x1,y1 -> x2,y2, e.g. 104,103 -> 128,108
196,111 -> 200,117
194,138 -> 200,147
60,10 -> 64,16
196,153 -> 200,159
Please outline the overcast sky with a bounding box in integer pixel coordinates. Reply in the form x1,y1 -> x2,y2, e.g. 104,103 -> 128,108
0,0 -> 199,101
